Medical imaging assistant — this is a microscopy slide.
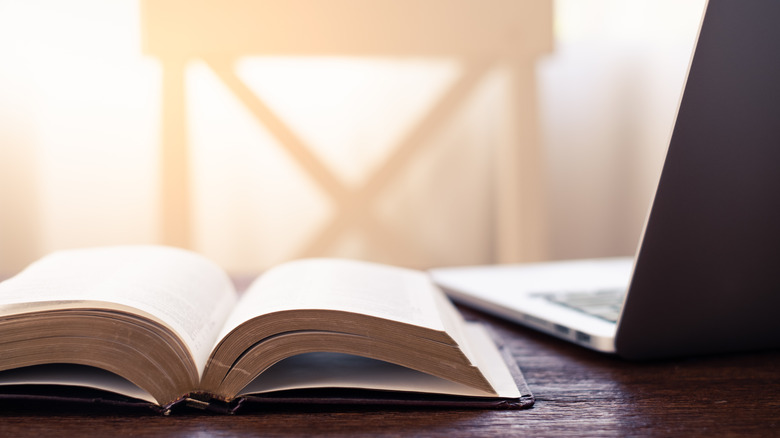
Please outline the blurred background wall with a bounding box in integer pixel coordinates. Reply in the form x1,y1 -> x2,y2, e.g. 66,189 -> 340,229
0,0 -> 705,275
540,0 -> 705,260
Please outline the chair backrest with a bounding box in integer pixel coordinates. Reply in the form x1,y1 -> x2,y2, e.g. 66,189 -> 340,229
142,0 -> 550,58
141,0 -> 553,269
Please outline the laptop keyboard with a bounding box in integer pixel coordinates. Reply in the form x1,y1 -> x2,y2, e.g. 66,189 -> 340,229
535,288 -> 626,323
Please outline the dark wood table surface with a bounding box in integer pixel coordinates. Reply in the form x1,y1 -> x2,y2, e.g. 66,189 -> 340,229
1,305 -> 778,437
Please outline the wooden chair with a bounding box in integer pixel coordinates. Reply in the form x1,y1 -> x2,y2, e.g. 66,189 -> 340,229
141,0 -> 552,265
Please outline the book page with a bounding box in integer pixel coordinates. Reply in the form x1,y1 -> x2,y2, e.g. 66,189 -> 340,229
217,259 -> 448,342
238,323 -> 520,398
0,364 -> 156,404
239,352 -> 492,397
0,246 -> 238,376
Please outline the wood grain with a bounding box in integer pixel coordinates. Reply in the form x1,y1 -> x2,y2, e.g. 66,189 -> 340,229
1,306 -> 778,437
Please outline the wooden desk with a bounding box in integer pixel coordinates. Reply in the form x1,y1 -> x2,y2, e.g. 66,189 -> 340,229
0,305 -> 777,436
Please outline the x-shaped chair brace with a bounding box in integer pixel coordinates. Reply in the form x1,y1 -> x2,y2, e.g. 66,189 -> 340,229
204,57 -> 492,260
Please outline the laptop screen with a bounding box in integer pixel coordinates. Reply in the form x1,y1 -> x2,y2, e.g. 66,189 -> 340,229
615,0 -> 780,358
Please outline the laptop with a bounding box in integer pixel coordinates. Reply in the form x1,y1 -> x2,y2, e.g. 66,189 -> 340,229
430,0 -> 780,360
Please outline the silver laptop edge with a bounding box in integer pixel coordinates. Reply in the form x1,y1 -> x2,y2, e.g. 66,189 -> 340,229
432,258 -> 629,353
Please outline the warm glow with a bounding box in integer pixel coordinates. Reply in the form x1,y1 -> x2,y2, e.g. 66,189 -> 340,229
0,0 -> 707,273
1,0 -> 553,273
0,0 -> 160,265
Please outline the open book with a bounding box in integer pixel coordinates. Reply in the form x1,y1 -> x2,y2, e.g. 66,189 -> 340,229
0,246 -> 530,413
